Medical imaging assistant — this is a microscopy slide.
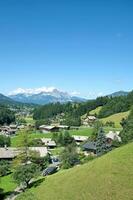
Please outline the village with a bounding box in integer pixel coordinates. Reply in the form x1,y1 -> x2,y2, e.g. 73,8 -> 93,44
0,112 -> 122,177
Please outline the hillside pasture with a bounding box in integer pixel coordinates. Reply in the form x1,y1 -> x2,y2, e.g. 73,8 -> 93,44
16,143 -> 133,200
100,111 -> 130,128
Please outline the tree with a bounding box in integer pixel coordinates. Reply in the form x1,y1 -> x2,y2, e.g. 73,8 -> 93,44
120,118 -> 127,128
35,119 -> 51,129
29,138 -> 43,147
57,132 -> 64,145
16,118 -> 26,125
0,135 -> 11,147
91,121 -> 103,140
120,109 -> 133,143
105,121 -> 115,128
0,106 -> 15,125
30,151 -> 50,170
96,128 -> 111,156
63,131 -> 75,146
60,143 -> 79,169
61,116 -> 81,126
0,160 -> 11,176
13,163 -> 40,189
13,130 -> 38,166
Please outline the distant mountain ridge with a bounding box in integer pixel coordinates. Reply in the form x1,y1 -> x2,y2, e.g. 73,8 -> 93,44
0,93 -> 16,105
9,88 -> 86,105
108,91 -> 129,97
0,89 -> 130,106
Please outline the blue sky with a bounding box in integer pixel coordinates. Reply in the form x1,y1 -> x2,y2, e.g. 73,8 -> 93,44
0,0 -> 133,98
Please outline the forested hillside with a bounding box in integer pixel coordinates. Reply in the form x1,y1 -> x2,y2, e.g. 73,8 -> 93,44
98,91 -> 133,118
33,91 -> 133,122
33,97 -> 108,126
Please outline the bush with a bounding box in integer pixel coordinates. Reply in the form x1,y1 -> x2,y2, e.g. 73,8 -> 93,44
0,135 -> 11,147
60,143 -> 79,169
0,160 -> 11,176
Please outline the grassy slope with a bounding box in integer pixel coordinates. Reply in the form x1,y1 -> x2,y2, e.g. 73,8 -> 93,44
89,106 -> 102,115
17,143 -> 133,200
100,111 -> 130,128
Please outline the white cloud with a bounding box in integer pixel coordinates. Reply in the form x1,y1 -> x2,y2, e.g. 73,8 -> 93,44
9,86 -> 57,95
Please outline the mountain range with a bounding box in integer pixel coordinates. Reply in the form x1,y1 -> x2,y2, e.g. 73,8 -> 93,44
8,88 -> 86,105
0,89 -> 130,106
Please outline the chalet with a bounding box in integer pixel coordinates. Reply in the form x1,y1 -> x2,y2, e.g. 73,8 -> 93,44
0,125 -> 17,136
0,147 -> 48,160
72,135 -> 88,145
82,142 -> 97,154
41,138 -> 56,148
83,116 -> 97,125
106,131 -> 121,143
39,125 -> 59,133
9,124 -> 17,135
0,147 -> 19,160
57,125 -> 70,130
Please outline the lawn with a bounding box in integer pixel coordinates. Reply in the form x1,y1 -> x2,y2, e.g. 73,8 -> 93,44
11,128 -> 93,147
0,174 -> 17,195
100,111 -> 130,128
11,126 -> 122,147
11,131 -> 53,147
16,143 -> 133,200
69,127 -> 93,136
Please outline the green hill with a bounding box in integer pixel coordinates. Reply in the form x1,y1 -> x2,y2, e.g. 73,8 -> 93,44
89,106 -> 102,115
100,111 -> 130,128
17,143 -> 133,200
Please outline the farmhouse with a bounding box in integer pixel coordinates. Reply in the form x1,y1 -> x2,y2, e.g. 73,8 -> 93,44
106,131 -> 121,143
72,135 -> 88,145
39,125 -> 59,133
0,147 -> 48,160
41,138 -> 56,148
82,142 -> 97,154
0,147 -> 19,160
9,124 -> 18,134
82,116 -> 97,125
0,125 -> 17,135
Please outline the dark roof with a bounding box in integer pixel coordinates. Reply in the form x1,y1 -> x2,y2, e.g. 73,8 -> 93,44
43,166 -> 57,175
82,142 -> 97,151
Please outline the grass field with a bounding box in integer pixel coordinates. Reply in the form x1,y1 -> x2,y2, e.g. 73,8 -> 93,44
0,174 -> 17,195
11,131 -> 52,147
89,106 -> 102,115
11,126 -> 122,147
11,128 -> 93,147
100,111 -> 130,128
16,142 -> 133,200
24,117 -> 35,125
